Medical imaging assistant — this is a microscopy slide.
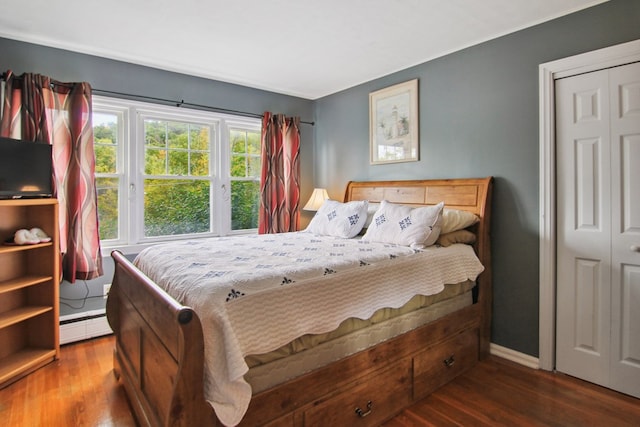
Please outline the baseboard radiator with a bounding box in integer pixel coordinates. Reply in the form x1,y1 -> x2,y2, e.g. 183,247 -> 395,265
59,309 -> 113,345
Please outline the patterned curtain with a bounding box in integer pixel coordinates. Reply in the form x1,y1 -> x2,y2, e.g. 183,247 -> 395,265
1,70 -> 103,283
258,112 -> 301,234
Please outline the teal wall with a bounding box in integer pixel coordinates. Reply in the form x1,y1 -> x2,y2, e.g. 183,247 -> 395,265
313,0 -> 640,356
1,0 -> 639,355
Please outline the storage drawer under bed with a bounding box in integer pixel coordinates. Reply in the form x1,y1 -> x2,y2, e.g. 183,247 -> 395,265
413,327 -> 479,400
303,358 -> 412,426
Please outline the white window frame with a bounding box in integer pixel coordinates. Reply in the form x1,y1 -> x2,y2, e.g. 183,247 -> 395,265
92,99 -> 129,248
92,95 -> 262,253
225,120 -> 263,233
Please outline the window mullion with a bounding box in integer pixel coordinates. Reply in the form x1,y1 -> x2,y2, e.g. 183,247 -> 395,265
131,109 -> 144,244
215,121 -> 228,235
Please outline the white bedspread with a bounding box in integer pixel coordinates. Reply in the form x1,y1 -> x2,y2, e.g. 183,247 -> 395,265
134,231 -> 484,426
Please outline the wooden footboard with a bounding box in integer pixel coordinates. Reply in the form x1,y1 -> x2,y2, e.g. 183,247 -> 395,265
106,177 -> 493,427
107,251 -> 218,426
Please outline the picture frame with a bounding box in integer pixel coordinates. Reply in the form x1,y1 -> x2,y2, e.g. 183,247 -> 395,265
369,79 -> 419,164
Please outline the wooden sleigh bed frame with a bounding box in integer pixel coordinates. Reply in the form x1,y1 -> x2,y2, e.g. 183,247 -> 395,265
106,177 -> 493,427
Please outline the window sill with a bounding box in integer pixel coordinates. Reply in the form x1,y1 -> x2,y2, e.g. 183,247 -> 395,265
101,230 -> 259,256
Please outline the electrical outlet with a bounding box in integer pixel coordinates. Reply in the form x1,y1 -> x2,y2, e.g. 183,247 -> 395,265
103,284 -> 111,299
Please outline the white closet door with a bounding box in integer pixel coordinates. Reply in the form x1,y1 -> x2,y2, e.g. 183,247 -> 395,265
609,61 -> 640,398
556,61 -> 640,398
556,69 -> 611,386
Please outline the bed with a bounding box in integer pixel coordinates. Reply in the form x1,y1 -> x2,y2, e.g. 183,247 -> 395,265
106,177 -> 493,427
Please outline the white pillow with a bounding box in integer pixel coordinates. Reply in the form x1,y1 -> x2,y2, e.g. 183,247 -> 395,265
441,208 -> 479,234
364,202 -> 380,228
362,200 -> 444,248
306,199 -> 369,238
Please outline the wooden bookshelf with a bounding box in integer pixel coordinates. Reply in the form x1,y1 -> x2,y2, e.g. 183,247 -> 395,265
0,199 -> 60,388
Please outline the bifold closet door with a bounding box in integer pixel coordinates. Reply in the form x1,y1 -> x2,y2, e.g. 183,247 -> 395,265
555,61 -> 640,399
608,61 -> 640,398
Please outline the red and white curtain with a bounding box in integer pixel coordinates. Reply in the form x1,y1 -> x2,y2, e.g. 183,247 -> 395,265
258,112 -> 301,234
1,70 -> 103,282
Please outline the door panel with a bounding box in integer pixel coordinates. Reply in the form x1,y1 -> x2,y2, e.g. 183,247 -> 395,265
575,137 -> 602,230
574,258 -> 602,354
609,61 -> 640,398
556,69 -> 611,386
621,135 -> 640,233
620,265 -> 640,360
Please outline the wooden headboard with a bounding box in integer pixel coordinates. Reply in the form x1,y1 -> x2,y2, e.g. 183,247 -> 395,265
344,177 -> 491,256
344,177 -> 491,216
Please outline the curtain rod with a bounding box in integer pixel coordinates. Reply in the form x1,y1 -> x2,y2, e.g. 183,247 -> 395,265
0,73 -> 314,125
94,88 -> 315,126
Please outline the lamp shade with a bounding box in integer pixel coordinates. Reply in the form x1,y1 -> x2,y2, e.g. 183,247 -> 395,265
303,188 -> 329,211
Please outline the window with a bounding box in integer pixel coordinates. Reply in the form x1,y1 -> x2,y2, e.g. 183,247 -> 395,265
94,109 -> 125,242
142,117 -> 212,238
92,96 -> 261,249
229,128 -> 261,230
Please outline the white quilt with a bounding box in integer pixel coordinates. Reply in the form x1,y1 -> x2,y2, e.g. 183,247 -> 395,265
134,231 -> 484,426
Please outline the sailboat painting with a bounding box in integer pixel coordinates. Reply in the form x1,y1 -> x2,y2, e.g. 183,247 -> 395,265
369,79 -> 419,164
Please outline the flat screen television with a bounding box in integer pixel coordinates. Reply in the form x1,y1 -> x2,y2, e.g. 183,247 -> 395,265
0,137 -> 53,199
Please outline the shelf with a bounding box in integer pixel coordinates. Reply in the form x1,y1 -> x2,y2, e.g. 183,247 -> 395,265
0,275 -> 52,295
0,347 -> 57,386
0,198 -> 59,387
0,306 -> 52,329
0,242 -> 52,255
0,198 -> 57,207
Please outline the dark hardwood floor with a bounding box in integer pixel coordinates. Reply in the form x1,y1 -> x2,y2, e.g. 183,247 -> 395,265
382,353 -> 640,427
0,335 -> 638,426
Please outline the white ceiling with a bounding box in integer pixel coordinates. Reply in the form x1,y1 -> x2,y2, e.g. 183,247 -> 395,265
0,0 -> 607,99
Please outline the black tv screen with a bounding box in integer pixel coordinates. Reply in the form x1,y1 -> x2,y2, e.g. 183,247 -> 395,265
0,137 -> 53,199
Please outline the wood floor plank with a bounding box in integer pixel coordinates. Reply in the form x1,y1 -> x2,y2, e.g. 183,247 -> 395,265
408,393 -> 499,427
459,365 -> 572,423
432,386 -> 539,426
385,356 -> 640,427
386,410 -> 445,427
448,374 -> 578,426
0,336 -> 638,426
470,356 -> 640,426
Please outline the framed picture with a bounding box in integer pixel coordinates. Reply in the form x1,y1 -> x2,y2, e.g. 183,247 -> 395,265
369,79 -> 419,164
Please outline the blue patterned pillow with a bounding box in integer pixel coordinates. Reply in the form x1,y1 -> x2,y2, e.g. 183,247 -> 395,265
306,199 -> 369,238
362,200 -> 444,248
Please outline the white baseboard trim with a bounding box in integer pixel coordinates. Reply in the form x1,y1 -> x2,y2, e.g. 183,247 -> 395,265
59,309 -> 113,345
490,343 -> 540,370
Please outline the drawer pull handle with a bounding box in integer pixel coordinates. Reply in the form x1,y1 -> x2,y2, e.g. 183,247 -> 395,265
443,355 -> 456,368
355,400 -> 373,418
